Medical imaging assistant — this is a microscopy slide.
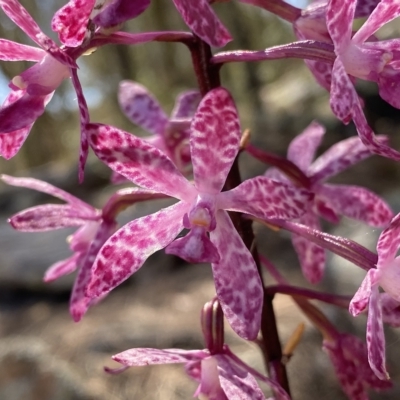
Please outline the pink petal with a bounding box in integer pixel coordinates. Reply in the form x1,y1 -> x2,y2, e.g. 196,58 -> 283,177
376,213 -> 400,267
118,80 -> 168,136
171,90 -> 201,119
309,135 -> 381,183
113,347 -> 204,366
350,268 -> 380,316
218,176 -> 313,220
380,293 -> 400,327
44,253 -> 81,282
292,211 -> 326,284
87,123 -> 196,201
330,58 -> 357,123
326,0 -> 355,52
377,66 -> 400,110
70,68 -> 90,183
165,226 -> 220,263
353,0 -> 400,44
317,184 -> 393,227
70,220 -> 117,321
1,174 -> 96,212
0,123 -> 32,159
0,39 -> 45,61
8,204 -> 97,232
216,355 -> 265,400
191,88 -> 241,193
87,201 -> 189,297
51,0 -> 95,47
210,210 -> 262,340
171,0 -> 231,47
93,0 -> 150,28
352,99 -> 400,161
0,92 -> 47,134
0,0 -> 76,67
366,285 -> 389,380
287,121 -> 325,171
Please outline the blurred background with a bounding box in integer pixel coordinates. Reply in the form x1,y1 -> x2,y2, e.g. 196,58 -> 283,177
1,0 -> 400,399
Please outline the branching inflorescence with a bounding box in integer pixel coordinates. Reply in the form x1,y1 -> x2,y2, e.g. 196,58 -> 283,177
1,0 -> 400,399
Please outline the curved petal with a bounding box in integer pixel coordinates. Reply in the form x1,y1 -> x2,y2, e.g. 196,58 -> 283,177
171,90 -> 201,119
113,347 -> 204,366
350,268 -> 381,316
377,67 -> 400,110
93,0 -> 151,28
376,212 -> 400,268
171,0 -> 231,47
317,184 -> 393,227
1,174 -> 96,212
118,80 -> 168,136
0,123 -> 32,159
86,201 -> 189,297
352,99 -> 400,161
309,135 -> 380,183
330,58 -> 357,123
0,0 -> 76,67
8,204 -> 97,232
51,0 -> 95,47
0,39 -> 44,61
326,0 -> 355,52
366,286 -> 389,380
210,210 -> 262,340
87,123 -> 196,201
70,220 -> 117,321
191,88 -> 241,194
292,212 -> 326,284
353,0 -> 400,44
287,121 -> 325,171
215,355 -> 265,400
218,176 -> 313,220
381,293 -> 400,327
44,252 -> 81,282
0,92 -> 47,134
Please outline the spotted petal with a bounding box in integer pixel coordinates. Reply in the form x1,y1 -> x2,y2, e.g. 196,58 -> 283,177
218,176 -> 313,220
191,88 -> 241,194
327,0 -> 355,52
376,212 -> 400,268
171,0 -> 231,47
366,285 -> 388,380
210,210 -> 262,340
87,123 -> 196,201
317,184 -> 393,227
118,81 -> 168,136
87,201 -> 189,298
287,121 -> 325,171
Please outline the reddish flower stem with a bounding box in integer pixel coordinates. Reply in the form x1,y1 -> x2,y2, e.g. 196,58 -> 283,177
186,35 -> 291,396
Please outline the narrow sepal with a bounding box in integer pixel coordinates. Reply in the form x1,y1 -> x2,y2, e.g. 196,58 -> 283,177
210,210 -> 262,340
44,253 -> 81,282
0,39 -> 45,61
350,269 -> 380,316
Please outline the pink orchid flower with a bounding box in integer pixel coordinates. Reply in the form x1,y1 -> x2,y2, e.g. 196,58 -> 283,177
109,344 -> 289,400
257,121 -> 392,283
52,0 -> 151,47
326,0 -> 400,160
1,174 -> 164,322
0,0 -> 78,160
323,333 -> 392,399
87,87 -> 312,339
117,80 -> 200,176
171,0 -> 232,47
349,212 -> 400,380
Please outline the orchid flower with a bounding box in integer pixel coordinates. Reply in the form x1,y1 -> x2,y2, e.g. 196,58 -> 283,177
0,0 -> 78,160
1,174 -> 164,322
107,298 -> 290,400
51,0 -> 151,47
350,212 -> 400,380
117,80 -> 200,175
251,121 -> 393,283
87,87 -> 313,339
171,0 -> 231,47
110,345 -> 289,400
